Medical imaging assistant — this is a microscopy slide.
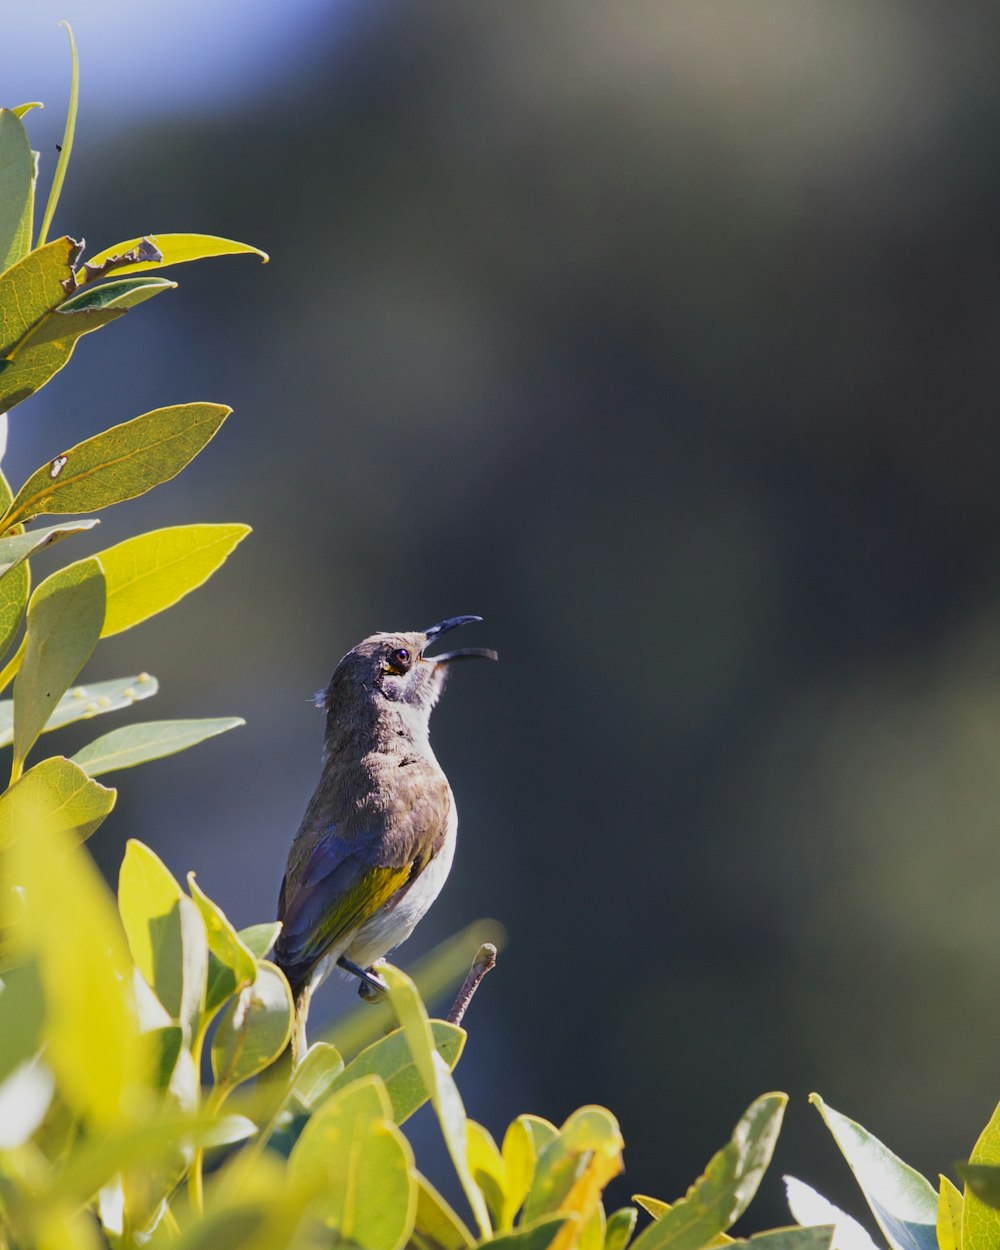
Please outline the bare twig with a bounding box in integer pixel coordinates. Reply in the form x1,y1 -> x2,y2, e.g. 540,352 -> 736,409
447,943 -> 497,1026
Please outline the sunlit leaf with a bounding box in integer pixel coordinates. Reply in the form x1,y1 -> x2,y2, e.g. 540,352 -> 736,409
412,1172 -> 475,1250
0,672 -> 157,748
118,839 -> 208,1040
503,1116 -> 559,1231
1,402 -> 231,530
634,1198 -> 670,1220
238,921 -> 281,960
0,518 -> 98,580
605,1208 -> 639,1250
0,1053 -> 54,1149
524,1107 -> 624,1250
186,871 -> 257,1014
744,1231 -> 834,1250
0,109 -> 35,271
810,1095 -> 936,1250
784,1176 -> 881,1250
7,820 -> 143,1125
37,21 -> 78,247
12,304 -> 123,351
146,1024 -> 183,1093
59,275 -> 176,312
83,232 -> 269,280
0,469 -> 27,659
0,236 -> 74,357
93,523 -> 250,637
211,960 -> 292,1092
73,716 -> 243,777
12,556 -> 105,776
383,964 -> 491,1238
289,1040 -> 344,1111
937,1177 -> 963,1250
0,755 -> 115,847
327,1019 -> 466,1124
467,1119 -> 507,1227
11,104 -> 43,119
289,1074 -> 416,1250
487,1216 -> 572,1250
629,1094 -> 788,1250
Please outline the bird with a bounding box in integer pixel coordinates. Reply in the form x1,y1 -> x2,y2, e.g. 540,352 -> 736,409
274,615 -> 497,1060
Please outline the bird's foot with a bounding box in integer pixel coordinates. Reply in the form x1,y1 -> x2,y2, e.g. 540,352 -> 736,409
338,955 -> 388,1002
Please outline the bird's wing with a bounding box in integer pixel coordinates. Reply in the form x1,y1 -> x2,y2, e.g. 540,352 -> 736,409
275,829 -> 411,987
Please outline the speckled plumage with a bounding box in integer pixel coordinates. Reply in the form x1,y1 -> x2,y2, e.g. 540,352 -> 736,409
274,618 -> 495,1057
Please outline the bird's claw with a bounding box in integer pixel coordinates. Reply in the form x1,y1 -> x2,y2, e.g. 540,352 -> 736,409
338,955 -> 388,1002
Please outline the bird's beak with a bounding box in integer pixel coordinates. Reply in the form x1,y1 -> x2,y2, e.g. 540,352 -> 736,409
422,615 -> 499,664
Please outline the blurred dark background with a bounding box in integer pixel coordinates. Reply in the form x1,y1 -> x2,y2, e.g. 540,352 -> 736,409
6,0 -> 1000,1230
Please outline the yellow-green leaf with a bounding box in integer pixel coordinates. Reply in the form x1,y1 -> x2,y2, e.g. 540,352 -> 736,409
963,1102 -> 1000,1250
412,1172 -> 475,1250
211,960 -> 292,1092
503,1116 -> 558,1232
72,716 -> 243,777
0,756 -> 115,848
939,1178 -> 963,1250
467,1119 -> 507,1227
524,1108 -> 624,1250
1,402 -> 231,530
326,1019 -> 466,1124
629,1094 -> 788,1250
605,1208 -> 639,1250
0,469 -> 27,659
118,839 -> 208,1039
0,672 -> 158,748
0,237 -> 75,357
83,232 -> 268,280
12,304 -> 123,351
37,21 -> 78,248
383,964 -> 491,1238
488,1216 -> 573,1250
7,820 -> 143,1125
0,518 -> 98,580
186,871 -> 257,1014
634,1198 -> 670,1220
290,1074 -> 417,1250
238,921 -> 281,960
289,1040 -> 344,1111
11,104 -> 43,119
0,110 -> 35,271
12,556 -> 105,777
93,523 -> 250,637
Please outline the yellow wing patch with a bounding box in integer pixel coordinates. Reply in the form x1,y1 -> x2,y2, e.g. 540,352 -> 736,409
305,863 -> 412,961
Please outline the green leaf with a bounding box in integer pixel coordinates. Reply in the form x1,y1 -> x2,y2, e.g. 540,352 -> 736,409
11,104 -> 43,119
186,871 -> 257,1014
605,1209 -> 639,1250
1,402 -> 231,530
629,1094 -> 788,1250
58,275 -> 176,311
93,523 -> 250,637
502,1116 -> 560,1231
745,1231 -> 834,1250
634,1199 -> 671,1221
383,964 -> 491,1238
523,1108 -> 623,1250
0,756 -> 115,847
468,1119 -> 507,1227
412,1172 -> 475,1250
289,1040 -> 345,1112
8,819 -> 143,1126
485,1216 -> 572,1250
289,1075 -> 417,1250
0,467 -> 28,660
0,110 -> 35,271
956,1167 -> 1000,1213
962,1103 -> 1000,1250
211,960 -> 293,1092
72,716 -> 243,777
0,958 -> 46,1083
784,1176 -> 881,1250
12,556 -> 105,776
0,671 -> 158,748
83,232 -> 269,280
0,236 -> 76,357
810,1095 -> 936,1250
238,921 -> 281,960
938,1177 -> 963,1250
11,304 -> 123,351
118,839 -> 208,1040
37,22 -> 78,247
0,518 -> 99,580
146,1024 -> 183,1093
327,1019 -> 466,1124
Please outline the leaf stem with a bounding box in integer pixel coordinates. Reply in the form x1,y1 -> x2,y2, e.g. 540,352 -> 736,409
37,22 -> 79,248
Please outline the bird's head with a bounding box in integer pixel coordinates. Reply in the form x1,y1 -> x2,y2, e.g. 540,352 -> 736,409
319,615 -> 497,734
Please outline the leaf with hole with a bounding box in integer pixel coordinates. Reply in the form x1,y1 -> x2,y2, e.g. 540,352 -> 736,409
1,402 -> 231,530
82,232 -> 268,280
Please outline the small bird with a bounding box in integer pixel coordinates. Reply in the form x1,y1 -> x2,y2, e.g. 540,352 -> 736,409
275,615 -> 497,1058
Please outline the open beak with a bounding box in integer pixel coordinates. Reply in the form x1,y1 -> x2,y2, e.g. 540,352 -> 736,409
422,615 -> 498,664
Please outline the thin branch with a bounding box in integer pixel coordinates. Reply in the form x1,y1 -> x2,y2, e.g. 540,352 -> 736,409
447,943 -> 497,1026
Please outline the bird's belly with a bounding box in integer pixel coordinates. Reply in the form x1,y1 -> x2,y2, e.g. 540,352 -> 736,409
347,812 -> 457,969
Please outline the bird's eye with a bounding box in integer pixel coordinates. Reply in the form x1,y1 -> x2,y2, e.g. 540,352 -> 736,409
384,647 -> 411,674
394,648 -> 410,666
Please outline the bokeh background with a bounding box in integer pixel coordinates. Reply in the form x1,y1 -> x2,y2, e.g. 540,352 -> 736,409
4,0 -> 1000,1228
